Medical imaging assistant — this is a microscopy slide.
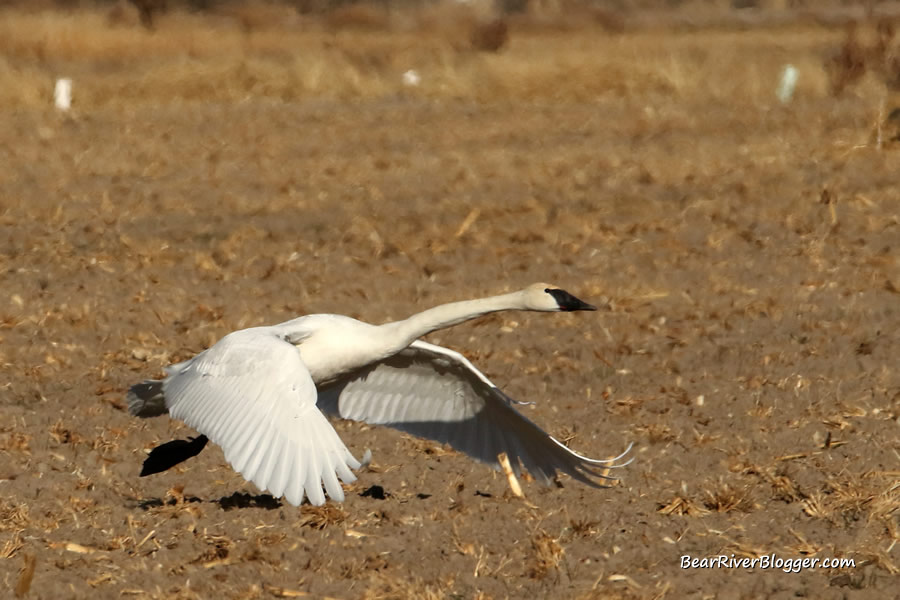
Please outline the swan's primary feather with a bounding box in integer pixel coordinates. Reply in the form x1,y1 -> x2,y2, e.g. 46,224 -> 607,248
162,328 -> 362,506
317,340 -> 628,487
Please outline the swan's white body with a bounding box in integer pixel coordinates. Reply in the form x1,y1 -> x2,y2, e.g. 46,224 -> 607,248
128,283 -> 631,506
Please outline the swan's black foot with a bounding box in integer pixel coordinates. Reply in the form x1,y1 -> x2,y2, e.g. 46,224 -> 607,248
140,435 -> 209,477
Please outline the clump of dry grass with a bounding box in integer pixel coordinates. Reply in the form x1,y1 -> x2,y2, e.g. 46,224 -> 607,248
815,474 -> 900,527
298,504 -> 347,529
49,419 -> 84,445
750,463 -> 900,534
1,532 -> 25,560
657,495 -> 710,517
361,572 -> 453,600
568,517 -> 601,538
0,497 -> 30,531
634,422 -> 677,444
191,533 -> 233,566
703,483 -> 758,513
527,530 -> 565,579
67,495 -> 98,513
92,426 -> 127,456
0,430 -> 31,454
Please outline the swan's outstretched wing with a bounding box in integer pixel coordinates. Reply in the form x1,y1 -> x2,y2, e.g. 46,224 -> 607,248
161,329 -> 362,506
317,340 -> 630,487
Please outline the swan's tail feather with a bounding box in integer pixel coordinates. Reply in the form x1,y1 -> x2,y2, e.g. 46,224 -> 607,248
127,380 -> 168,417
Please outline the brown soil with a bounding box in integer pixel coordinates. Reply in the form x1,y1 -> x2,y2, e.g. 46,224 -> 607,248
1,4 -> 899,599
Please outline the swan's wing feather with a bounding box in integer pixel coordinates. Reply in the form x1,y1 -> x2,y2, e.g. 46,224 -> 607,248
163,329 -> 361,505
317,340 -> 630,487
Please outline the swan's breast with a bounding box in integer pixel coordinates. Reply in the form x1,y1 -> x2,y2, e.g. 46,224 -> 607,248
296,317 -> 394,384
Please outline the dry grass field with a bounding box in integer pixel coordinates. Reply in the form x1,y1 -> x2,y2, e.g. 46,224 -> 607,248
1,2 -> 900,598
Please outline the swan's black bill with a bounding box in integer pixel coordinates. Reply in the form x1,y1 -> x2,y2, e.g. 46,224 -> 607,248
546,288 -> 597,311
140,435 -> 209,477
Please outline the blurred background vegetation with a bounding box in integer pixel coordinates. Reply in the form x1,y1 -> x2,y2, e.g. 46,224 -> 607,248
1,0 -> 897,26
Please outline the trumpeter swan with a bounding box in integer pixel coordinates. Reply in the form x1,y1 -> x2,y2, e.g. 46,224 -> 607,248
128,283 -> 631,506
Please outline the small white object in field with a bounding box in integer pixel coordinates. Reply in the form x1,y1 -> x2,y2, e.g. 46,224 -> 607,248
776,65 -> 798,104
402,69 -> 421,87
54,78 -> 72,111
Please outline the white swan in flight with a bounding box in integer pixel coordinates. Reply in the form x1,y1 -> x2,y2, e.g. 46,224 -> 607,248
127,283 -> 631,506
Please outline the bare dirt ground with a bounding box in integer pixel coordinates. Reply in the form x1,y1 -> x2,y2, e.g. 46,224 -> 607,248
1,3 -> 900,599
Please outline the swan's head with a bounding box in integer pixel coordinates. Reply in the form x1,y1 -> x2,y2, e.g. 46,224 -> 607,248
524,283 -> 597,312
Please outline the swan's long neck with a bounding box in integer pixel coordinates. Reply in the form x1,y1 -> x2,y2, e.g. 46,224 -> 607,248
382,290 -> 527,348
